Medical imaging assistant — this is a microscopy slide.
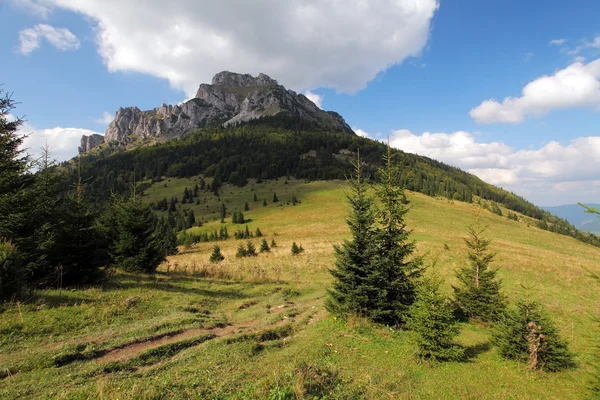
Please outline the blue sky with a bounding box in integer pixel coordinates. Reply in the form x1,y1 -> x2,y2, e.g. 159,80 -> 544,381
2,0 -> 600,206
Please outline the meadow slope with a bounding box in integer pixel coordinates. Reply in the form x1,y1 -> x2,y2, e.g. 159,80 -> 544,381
1,178 -> 598,399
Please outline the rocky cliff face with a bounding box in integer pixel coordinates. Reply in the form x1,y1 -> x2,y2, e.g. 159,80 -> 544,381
78,134 -> 105,153
80,72 -> 354,153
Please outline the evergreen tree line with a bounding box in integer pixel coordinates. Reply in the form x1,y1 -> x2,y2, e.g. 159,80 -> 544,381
328,150 -> 576,371
178,226 -> 229,247
0,92 -> 177,302
233,226 -> 263,240
69,115 -> 599,248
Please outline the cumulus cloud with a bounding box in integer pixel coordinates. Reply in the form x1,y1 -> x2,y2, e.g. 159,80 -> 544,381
387,129 -> 600,205
29,0 -> 438,96
19,24 -> 80,54
15,119 -> 102,163
353,128 -> 371,138
303,91 -> 323,109
95,111 -> 114,125
470,59 -> 600,124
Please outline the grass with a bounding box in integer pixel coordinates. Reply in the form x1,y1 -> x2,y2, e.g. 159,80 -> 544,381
1,178 -> 599,399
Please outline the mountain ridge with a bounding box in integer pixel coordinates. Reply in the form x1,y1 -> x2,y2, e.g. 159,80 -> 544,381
79,71 -> 353,153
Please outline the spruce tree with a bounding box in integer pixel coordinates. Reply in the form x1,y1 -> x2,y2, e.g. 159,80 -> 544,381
271,239 -> 277,248
453,209 -> 506,322
244,201 -> 250,211
492,300 -> 575,371
209,245 -> 225,263
326,153 -> 377,318
255,227 -> 263,237
491,299 -> 576,371
263,199 -> 267,207
0,90 -> 30,299
253,192 -> 258,202
369,142 -> 423,325
235,243 -> 247,258
291,242 -> 304,255
245,241 -> 258,257
272,192 -> 279,203
260,238 -> 271,253
406,269 -> 464,361
99,195 -> 167,274
220,203 -> 227,223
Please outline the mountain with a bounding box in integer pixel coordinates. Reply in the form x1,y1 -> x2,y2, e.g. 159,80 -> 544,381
79,71 -> 353,152
70,72 -> 600,249
542,204 -> 600,233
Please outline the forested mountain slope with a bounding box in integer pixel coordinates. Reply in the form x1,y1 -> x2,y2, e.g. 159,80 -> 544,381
69,114 -> 600,247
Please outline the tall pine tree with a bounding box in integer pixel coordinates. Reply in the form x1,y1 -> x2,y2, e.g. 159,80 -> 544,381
453,208 -> 506,322
326,152 -> 377,318
369,142 -> 423,325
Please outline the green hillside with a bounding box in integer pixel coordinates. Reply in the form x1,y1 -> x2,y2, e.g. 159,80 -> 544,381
2,179 -> 598,399
70,119 -> 600,247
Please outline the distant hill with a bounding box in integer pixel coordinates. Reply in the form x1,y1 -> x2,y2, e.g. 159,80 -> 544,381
542,204 -> 600,234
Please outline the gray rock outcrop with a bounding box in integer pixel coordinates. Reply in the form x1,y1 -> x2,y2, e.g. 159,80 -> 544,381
78,133 -> 105,153
80,71 -> 354,154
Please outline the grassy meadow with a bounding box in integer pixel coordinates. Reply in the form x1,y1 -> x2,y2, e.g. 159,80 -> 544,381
1,178 -> 599,399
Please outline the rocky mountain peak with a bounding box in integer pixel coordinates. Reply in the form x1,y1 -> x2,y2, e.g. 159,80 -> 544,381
211,71 -> 278,87
79,71 -> 354,154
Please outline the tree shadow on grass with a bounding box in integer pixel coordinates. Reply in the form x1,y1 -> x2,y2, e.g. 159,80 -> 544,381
462,341 -> 492,362
110,277 -> 253,300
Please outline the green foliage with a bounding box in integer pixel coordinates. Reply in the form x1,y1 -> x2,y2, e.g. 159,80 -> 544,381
263,199 -> 268,207
407,270 -> 464,361
236,241 -> 258,258
209,245 -> 225,263
369,146 -> 423,325
220,203 -> 227,223
0,240 -> 23,301
491,300 -> 576,371
272,192 -> 279,203
244,201 -> 250,211
99,196 -> 172,274
291,242 -> 304,255
327,155 -> 378,319
453,210 -> 506,322
507,211 -> 519,221
491,203 -> 503,216
328,147 -> 422,326
270,239 -> 277,248
259,239 -> 271,253
232,209 -> 245,224
255,227 -> 263,237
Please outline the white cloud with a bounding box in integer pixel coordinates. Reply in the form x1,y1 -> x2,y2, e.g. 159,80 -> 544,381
388,129 -> 600,205
95,111 -> 113,125
565,35 -> 600,55
31,0 -> 438,95
16,120 -> 102,163
19,24 -> 80,55
303,91 -> 323,109
549,38 -> 567,46
9,0 -> 53,18
353,128 -> 370,138
470,58 -> 600,124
